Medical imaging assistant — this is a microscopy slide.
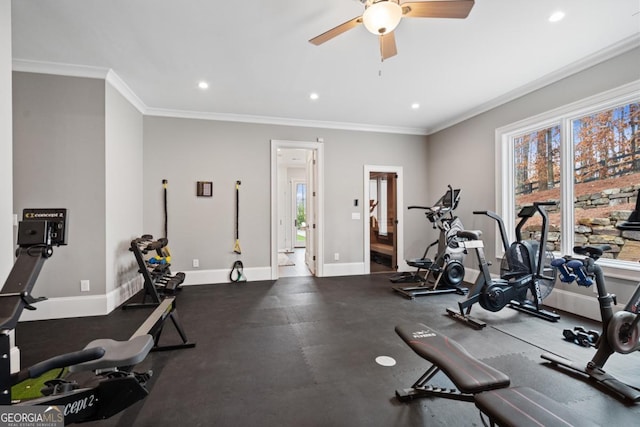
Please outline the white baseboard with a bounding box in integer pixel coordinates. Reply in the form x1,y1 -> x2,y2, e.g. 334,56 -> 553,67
19,275 -> 143,322
544,288 -> 616,321
323,262 -> 365,277
182,267 -> 272,285
16,264 -> 615,323
17,267 -> 274,322
19,294 -> 110,322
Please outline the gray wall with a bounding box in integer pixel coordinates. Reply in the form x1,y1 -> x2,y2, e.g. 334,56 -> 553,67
13,72 -> 107,298
143,116 -> 429,272
105,82 -> 143,295
427,46 -> 640,315
0,0 -> 12,282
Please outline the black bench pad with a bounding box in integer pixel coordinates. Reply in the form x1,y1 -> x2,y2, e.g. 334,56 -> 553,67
395,323 -> 510,394
475,386 -> 599,427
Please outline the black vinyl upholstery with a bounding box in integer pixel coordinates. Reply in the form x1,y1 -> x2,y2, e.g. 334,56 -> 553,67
395,323 -> 510,394
474,386 -> 599,427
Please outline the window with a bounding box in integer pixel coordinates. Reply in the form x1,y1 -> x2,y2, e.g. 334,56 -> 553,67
513,124 -> 562,250
498,81 -> 640,273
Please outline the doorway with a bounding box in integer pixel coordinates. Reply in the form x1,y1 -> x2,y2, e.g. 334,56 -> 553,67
363,165 -> 404,274
271,140 -> 324,279
369,172 -> 397,272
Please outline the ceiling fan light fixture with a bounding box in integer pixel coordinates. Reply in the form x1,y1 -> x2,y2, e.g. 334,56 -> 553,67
362,1 -> 402,35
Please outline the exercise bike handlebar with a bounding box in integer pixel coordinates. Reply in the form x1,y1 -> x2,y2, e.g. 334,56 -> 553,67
473,210 -> 510,254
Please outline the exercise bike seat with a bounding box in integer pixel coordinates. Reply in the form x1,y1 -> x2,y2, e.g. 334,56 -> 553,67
395,323 -> 510,394
573,244 -> 611,258
456,230 -> 482,241
69,334 -> 154,373
475,386 -> 599,427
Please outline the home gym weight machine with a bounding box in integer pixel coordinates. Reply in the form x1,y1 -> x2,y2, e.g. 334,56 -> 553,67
447,201 -> 560,329
1,209 -> 156,424
542,193 -> 640,403
391,186 -> 468,299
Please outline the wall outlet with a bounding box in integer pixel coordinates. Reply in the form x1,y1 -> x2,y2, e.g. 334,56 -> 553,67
334,252 -> 340,261
80,280 -> 90,292
192,259 -> 199,268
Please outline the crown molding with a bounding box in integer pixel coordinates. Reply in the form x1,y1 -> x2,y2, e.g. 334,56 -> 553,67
12,58 -> 109,79
145,107 -> 429,135
12,59 -> 148,115
105,69 -> 147,114
427,33 -> 640,135
13,29 -> 639,138
11,58 -> 427,134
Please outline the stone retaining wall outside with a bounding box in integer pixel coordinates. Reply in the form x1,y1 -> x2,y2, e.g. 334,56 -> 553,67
520,184 -> 640,260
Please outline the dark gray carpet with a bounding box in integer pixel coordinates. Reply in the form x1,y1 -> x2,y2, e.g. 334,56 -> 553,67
15,274 -> 640,426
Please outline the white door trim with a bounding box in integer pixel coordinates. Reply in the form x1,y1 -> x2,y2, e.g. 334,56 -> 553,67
271,140 -> 324,279
363,165 -> 404,274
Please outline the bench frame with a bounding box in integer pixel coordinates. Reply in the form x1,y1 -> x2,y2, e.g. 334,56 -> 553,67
395,323 -> 596,427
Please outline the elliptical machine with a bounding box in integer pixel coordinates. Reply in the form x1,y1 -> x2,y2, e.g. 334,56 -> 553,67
391,186 -> 468,299
447,201 -> 560,329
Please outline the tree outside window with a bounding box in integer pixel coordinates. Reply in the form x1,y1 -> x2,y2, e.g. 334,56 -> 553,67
510,101 -> 640,261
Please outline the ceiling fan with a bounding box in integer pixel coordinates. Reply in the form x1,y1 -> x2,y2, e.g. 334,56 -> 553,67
309,0 -> 475,61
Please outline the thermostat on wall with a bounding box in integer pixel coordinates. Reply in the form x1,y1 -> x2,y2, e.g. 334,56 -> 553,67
197,181 -> 213,197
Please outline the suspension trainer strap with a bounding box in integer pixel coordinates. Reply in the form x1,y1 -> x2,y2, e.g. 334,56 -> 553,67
233,181 -> 242,254
230,260 -> 246,283
163,179 -> 169,239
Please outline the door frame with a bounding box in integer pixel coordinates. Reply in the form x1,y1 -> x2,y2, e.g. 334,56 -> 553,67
271,140 -> 324,279
363,165 -> 404,274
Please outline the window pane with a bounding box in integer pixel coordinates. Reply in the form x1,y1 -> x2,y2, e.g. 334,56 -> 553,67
572,102 -> 640,261
513,125 -> 561,251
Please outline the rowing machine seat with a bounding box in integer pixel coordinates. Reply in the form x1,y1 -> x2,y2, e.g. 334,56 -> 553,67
69,334 -> 153,372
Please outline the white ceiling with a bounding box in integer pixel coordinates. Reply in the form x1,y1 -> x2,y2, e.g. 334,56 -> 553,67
10,0 -> 640,135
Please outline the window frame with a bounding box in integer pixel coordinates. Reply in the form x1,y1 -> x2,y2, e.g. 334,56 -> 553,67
496,80 -> 640,281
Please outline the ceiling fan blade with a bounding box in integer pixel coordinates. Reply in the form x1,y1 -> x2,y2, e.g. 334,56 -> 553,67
309,16 -> 363,45
402,0 -> 475,19
380,32 -> 397,61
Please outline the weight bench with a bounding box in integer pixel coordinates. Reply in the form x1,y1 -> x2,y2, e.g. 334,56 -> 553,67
395,323 -> 598,427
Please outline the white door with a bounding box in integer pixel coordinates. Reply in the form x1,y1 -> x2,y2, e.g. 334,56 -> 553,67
305,150 -> 316,274
291,179 -> 307,249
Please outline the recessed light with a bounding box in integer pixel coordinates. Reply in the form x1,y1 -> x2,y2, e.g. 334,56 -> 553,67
411,103 -> 420,110
309,92 -> 319,100
549,11 -> 565,22
198,81 -> 209,90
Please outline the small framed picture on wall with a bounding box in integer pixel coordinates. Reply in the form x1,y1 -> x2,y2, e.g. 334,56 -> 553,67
197,181 -> 213,197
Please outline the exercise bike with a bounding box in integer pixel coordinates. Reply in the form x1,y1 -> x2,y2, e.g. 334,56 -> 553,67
2,209 -> 155,424
447,201 -> 560,329
391,185 -> 468,299
541,198 -> 640,403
